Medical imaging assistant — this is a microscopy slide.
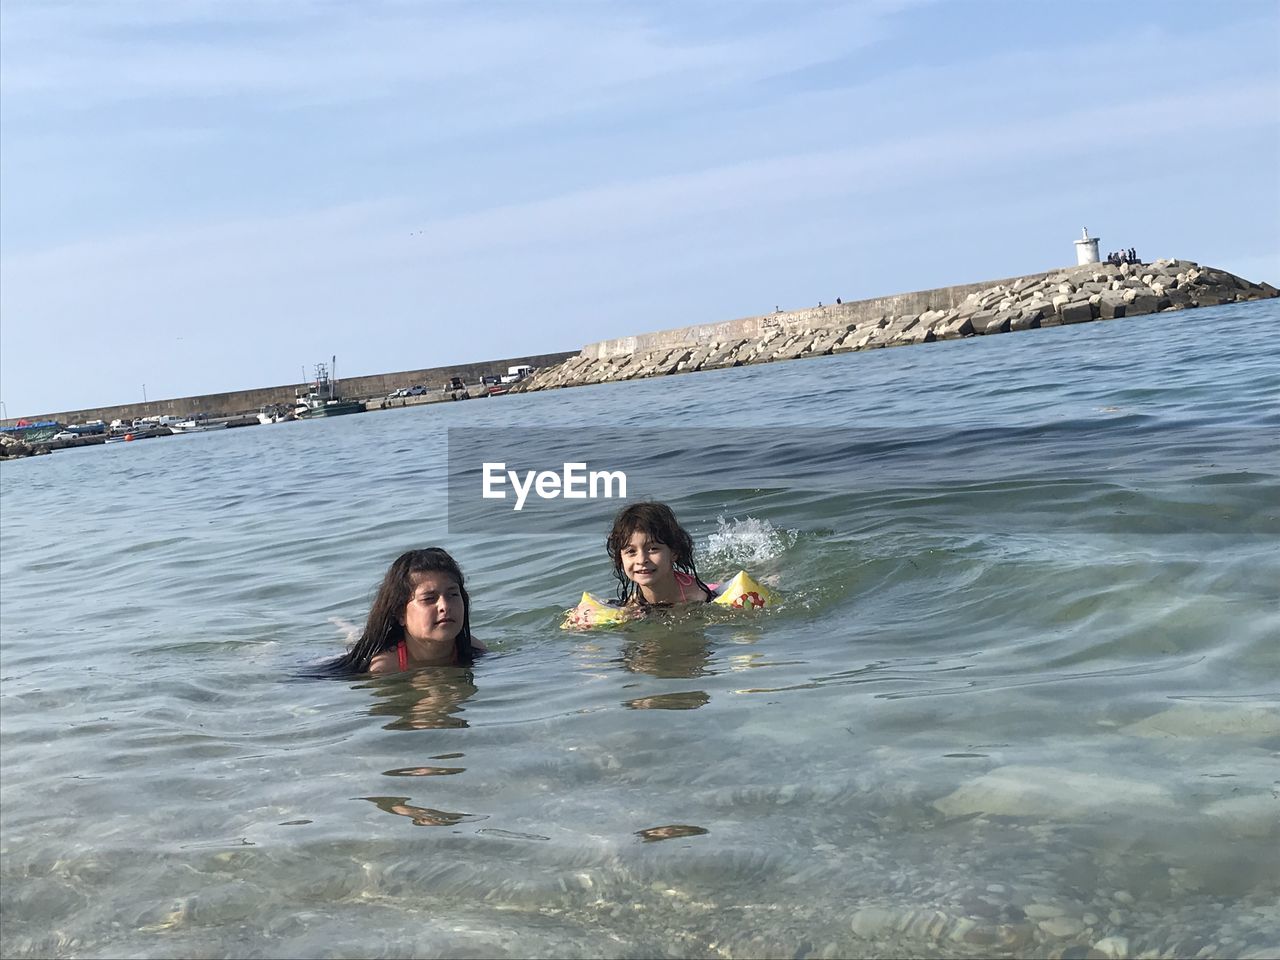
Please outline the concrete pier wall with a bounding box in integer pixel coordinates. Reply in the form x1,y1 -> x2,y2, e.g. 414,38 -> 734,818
518,258 -> 1278,395
580,272 -> 1052,360
7,351 -> 577,428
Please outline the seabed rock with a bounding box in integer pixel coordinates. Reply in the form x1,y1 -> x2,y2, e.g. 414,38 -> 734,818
932,764 -> 1177,820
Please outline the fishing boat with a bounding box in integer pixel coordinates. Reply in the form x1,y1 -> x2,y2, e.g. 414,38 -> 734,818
169,419 -> 229,433
257,403 -> 293,425
104,427 -> 147,443
294,359 -> 366,419
0,420 -> 61,444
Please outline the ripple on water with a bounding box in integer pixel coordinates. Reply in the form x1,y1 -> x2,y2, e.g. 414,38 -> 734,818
2,300 -> 1278,956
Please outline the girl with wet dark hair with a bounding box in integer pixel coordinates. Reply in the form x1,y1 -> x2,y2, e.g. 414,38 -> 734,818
605,502 -> 715,607
323,548 -> 484,675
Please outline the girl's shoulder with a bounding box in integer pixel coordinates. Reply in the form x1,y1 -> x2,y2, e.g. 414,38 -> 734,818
675,570 -> 714,603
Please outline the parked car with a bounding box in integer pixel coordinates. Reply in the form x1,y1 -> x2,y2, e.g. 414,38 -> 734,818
66,422 -> 107,436
407,384 -> 427,396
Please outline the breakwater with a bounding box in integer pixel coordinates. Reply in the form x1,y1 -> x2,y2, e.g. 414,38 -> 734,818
2,351 -> 577,429
515,259 -> 1278,392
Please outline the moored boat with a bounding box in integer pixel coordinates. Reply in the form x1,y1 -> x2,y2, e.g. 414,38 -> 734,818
169,419 -> 229,433
295,359 -> 366,419
0,420 -> 61,443
257,404 -> 293,425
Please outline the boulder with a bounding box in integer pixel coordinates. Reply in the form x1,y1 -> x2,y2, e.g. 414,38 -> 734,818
935,315 -> 975,340
775,337 -> 816,360
830,330 -> 862,353
1191,291 -> 1230,307
1097,294 -> 1127,320
1128,294 -> 1161,315
1059,300 -> 1094,324
884,317 -> 922,343
801,330 -> 847,356
973,310 -> 1011,334
844,329 -> 879,350
679,344 -> 716,372
765,335 -> 800,359
701,340 -> 745,369
1009,305 -> 1045,331
656,348 -> 691,375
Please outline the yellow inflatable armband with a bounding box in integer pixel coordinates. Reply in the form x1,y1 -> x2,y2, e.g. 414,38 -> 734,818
562,572 -> 778,629
710,570 -> 779,610
562,591 -> 626,630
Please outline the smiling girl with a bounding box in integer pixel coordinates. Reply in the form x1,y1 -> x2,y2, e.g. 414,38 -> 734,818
606,502 -> 715,608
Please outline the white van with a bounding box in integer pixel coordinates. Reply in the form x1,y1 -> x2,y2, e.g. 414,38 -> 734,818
500,365 -> 534,384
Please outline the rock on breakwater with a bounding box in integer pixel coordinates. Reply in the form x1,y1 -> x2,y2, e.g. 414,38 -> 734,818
0,435 -> 52,461
513,259 -> 1278,393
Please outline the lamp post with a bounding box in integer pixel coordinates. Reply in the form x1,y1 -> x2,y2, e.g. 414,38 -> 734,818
143,384 -> 148,403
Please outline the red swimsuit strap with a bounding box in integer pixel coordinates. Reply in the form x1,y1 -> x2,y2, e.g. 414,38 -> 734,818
397,640 -> 409,671
674,571 -> 710,602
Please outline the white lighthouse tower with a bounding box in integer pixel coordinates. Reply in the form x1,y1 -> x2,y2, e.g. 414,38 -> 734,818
1074,227 -> 1100,266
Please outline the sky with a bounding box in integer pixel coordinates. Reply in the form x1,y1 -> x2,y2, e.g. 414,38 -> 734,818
1,0 -> 1277,417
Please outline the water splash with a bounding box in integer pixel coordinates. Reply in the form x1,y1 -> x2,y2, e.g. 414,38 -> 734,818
704,515 -> 796,570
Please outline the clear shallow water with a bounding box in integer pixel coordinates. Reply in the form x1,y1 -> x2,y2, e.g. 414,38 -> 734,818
2,301 -> 1278,959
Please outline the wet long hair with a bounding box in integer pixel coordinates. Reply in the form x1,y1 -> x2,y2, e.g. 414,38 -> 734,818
606,502 -> 713,606
321,548 -> 475,675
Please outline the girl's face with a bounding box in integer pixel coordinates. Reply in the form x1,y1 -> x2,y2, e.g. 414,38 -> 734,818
621,530 -> 675,586
399,572 -> 464,647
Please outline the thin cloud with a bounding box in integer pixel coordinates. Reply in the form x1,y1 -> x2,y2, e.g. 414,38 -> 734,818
4,79 -> 1270,298
0,1 -> 907,111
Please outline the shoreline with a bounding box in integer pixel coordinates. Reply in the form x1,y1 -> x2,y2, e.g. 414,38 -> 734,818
3,258 -> 1275,458
0,350 -> 577,434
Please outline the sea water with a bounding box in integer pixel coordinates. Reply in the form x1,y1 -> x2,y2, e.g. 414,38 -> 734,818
1,301 -> 1277,959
